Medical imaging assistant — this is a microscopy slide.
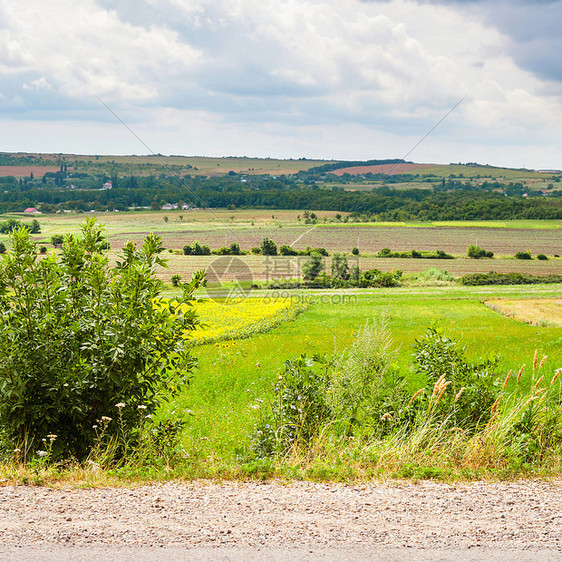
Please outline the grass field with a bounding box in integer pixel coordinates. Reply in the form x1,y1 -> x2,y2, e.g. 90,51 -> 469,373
161,283 -> 562,477
1,207 -> 562,483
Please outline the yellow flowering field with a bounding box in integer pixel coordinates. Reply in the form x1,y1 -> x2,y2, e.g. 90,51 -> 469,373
187,296 -> 310,346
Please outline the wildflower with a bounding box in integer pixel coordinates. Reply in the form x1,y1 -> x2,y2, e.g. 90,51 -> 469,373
115,402 -> 125,409
145,414 -> 153,419
92,425 -> 98,429
381,413 -> 393,422
13,448 -> 21,453
101,416 -> 112,423
36,450 -> 47,458
47,434 -> 57,442
137,405 -> 147,410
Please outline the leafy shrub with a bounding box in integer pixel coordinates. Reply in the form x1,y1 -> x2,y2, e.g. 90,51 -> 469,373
302,252 -> 325,281
280,245 -> 299,256
260,238 -> 278,256
360,269 -> 402,287
331,253 -> 349,281
50,234 -> 64,247
378,248 -> 454,259
39,245 -> 47,254
515,251 -> 532,260
537,254 -> 548,261
414,268 -> 455,284
413,328 -> 499,429
183,241 -> 211,255
0,219 -> 204,460
0,219 -> 40,234
460,272 -> 562,285
252,317 -> 401,456
171,274 -> 182,287
252,355 -> 332,456
467,244 -> 493,259
351,247 -> 359,256
0,242 -> 5,255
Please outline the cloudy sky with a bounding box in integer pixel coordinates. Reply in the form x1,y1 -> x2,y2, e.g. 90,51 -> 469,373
1,0 -> 561,168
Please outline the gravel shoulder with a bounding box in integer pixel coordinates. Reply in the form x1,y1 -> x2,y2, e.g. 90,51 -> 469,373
1,480 -> 561,560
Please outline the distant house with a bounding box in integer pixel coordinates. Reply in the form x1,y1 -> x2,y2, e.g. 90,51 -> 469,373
161,203 -> 179,211
24,207 -> 41,214
102,181 -> 113,190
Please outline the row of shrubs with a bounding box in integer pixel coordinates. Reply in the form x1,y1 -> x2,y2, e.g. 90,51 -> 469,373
181,240 -> 554,261
182,238 -> 330,257
460,272 -> 562,285
378,248 -> 454,259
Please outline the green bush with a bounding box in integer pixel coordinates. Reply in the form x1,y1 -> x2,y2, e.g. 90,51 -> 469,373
171,274 -> 182,287
460,272 -> 562,285
537,254 -> 548,261
0,219 -> 40,234
183,241 -> 211,255
302,252 -> 325,281
351,247 -> 359,256
252,355 -> 332,456
0,242 -> 5,255
0,219 -> 204,460
467,244 -> 493,259
413,328 -> 499,430
260,238 -> 278,256
515,251 -> 532,260
50,234 -> 64,247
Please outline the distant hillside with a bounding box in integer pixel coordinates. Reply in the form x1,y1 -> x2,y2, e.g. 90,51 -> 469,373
0,152 -> 560,219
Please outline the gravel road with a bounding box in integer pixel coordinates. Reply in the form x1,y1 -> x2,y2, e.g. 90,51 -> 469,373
0,480 -> 561,560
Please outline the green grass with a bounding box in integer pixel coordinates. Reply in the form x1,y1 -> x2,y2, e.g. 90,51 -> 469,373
166,284 -> 562,471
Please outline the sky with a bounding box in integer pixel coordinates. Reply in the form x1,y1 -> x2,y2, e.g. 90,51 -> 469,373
1,0 -> 562,169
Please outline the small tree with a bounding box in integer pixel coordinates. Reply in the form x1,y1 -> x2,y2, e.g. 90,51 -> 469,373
331,253 -> 349,281
229,242 -> 241,255
260,238 -> 277,256
0,242 -> 5,254
51,234 -> 64,247
468,245 -> 493,259
515,251 -> 532,260
171,274 -> 182,287
302,252 -> 325,281
0,219 -> 204,460
351,247 -> 359,256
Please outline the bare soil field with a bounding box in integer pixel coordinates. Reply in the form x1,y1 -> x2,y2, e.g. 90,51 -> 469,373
106,225 -> 561,257
485,298 -> 562,327
0,166 -> 60,178
330,163 -> 434,176
149,254 -> 562,284
0,481 -> 561,556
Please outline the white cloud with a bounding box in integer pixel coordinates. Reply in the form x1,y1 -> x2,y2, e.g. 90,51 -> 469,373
0,0 -> 561,167
1,0 -> 201,101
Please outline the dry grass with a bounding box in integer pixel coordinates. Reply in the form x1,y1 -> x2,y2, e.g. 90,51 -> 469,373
485,298 -> 562,327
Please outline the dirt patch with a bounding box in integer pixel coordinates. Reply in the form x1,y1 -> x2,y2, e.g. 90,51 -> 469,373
330,163 -> 435,176
485,298 -> 562,327
0,166 -> 61,178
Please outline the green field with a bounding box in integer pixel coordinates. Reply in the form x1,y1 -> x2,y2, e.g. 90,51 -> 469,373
164,283 -> 562,477
2,211 -> 562,483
